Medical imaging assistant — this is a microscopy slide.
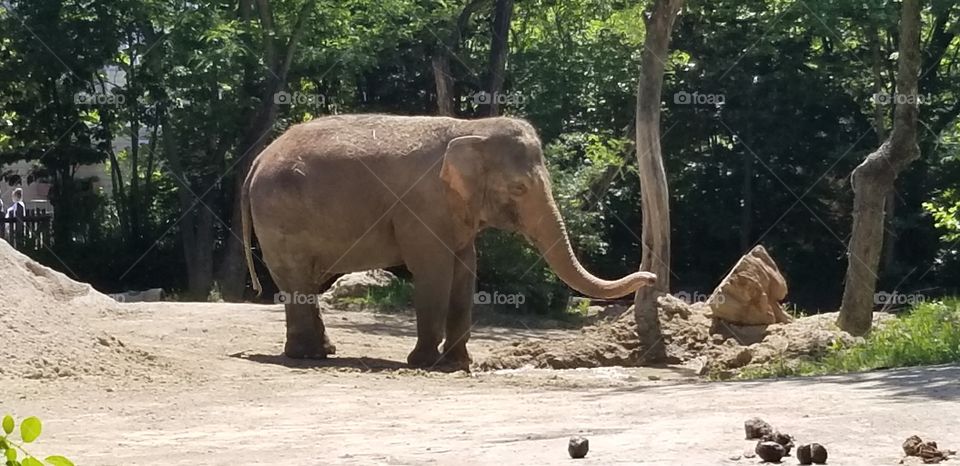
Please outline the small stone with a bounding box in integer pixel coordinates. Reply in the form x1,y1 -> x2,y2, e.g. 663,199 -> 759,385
648,375 -> 661,381
810,443 -> 828,464
755,441 -> 785,463
797,444 -> 813,465
568,436 -> 589,459
728,454 -> 742,461
743,451 -> 756,459
762,431 -> 795,455
745,417 -> 773,439
904,435 -> 924,456
732,347 -> 753,368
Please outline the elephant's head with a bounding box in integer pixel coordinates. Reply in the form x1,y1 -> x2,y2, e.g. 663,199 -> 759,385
440,118 -> 656,299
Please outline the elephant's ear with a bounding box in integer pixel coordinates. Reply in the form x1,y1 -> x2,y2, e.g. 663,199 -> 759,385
440,135 -> 487,223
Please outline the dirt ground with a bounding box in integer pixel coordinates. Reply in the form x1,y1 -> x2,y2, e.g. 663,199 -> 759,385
2,242 -> 957,464
2,301 -> 959,465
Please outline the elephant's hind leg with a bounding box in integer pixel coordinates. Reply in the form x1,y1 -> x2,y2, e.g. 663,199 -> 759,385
274,270 -> 336,359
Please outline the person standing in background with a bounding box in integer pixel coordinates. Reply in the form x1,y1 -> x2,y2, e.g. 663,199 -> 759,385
5,188 -> 25,220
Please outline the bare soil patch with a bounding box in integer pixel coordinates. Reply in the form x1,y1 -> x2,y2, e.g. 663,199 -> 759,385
479,294 -> 892,376
2,243 -> 953,465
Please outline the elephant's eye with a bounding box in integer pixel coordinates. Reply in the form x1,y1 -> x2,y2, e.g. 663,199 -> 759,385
508,182 -> 528,196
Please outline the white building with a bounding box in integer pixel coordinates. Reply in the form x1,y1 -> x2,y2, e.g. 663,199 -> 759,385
2,65 -> 146,213
1,161 -> 111,213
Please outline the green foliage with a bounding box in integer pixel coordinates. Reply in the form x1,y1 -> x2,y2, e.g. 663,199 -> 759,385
0,415 -> 73,466
337,280 -> 415,312
737,299 -> 960,380
0,0 -> 959,308
923,189 -> 960,243
567,298 -> 591,317
207,282 -> 223,303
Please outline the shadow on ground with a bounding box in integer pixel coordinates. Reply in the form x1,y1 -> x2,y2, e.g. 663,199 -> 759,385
812,364 -> 960,401
232,352 -> 408,372
646,364 -> 960,401
233,352 -> 471,373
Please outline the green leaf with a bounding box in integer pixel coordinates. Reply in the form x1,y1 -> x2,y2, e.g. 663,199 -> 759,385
20,417 -> 41,443
23,456 -> 44,466
44,456 -> 75,466
5,448 -> 16,462
2,415 -> 12,434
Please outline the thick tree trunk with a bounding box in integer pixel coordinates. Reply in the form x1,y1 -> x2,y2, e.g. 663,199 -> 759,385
868,26 -> 899,274
430,0 -> 485,116
633,0 -> 683,364
160,114 -> 215,299
217,0 -> 315,301
483,0 -> 514,116
432,54 -> 456,116
184,204 -> 215,299
838,0 -> 921,335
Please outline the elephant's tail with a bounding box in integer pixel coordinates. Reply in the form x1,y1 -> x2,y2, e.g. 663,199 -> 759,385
242,168 -> 262,296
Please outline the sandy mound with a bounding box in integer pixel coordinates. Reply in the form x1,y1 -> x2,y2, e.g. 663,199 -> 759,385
0,240 -> 159,379
479,295 -> 891,376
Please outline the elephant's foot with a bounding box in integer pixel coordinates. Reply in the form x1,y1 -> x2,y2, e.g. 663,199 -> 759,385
439,345 -> 472,372
285,333 -> 337,359
406,344 -> 441,368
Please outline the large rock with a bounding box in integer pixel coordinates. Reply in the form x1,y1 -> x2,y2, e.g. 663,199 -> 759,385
706,245 -> 792,325
324,269 -> 399,300
109,288 -> 165,303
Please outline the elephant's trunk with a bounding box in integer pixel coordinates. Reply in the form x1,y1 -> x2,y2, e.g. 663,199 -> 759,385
522,176 -> 655,299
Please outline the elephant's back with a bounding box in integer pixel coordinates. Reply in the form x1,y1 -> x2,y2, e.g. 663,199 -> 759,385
247,114 -> 454,236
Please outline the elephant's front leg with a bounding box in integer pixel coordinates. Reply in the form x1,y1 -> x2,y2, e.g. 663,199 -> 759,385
441,244 -> 476,370
402,246 -> 455,368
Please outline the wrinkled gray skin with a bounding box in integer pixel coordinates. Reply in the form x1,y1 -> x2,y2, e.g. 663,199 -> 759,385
242,115 -> 656,369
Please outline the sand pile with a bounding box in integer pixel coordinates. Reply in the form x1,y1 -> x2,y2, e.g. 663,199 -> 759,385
479,294 -> 890,375
0,239 -> 158,379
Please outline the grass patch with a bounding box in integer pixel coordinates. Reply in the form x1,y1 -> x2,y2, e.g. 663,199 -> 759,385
736,299 -> 960,379
337,280 -> 414,312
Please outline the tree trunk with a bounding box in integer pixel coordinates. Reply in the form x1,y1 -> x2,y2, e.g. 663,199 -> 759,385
838,0 -> 921,335
184,203 -> 215,299
431,0 -> 485,116
160,113 -> 215,299
633,0 -> 683,364
483,0 -> 514,116
217,0 -> 316,301
868,26 -> 899,275
432,54 -> 456,116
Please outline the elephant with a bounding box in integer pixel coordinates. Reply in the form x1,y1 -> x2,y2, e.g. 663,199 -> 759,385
241,114 -> 656,369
